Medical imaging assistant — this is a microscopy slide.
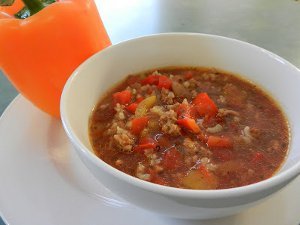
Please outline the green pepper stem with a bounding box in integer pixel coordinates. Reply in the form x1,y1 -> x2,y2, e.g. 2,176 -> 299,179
21,0 -> 45,15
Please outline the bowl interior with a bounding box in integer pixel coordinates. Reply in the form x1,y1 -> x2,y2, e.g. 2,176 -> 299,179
61,33 -> 300,180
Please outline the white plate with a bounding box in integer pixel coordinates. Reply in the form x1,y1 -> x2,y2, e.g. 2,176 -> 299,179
0,95 -> 300,225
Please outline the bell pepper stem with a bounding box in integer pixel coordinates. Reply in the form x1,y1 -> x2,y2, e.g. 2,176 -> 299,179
21,0 -> 45,15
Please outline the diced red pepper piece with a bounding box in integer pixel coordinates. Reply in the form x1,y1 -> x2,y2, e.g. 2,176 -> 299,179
126,97 -> 144,113
126,103 -> 138,113
189,105 -> 198,119
176,103 -> 190,119
184,71 -> 193,79
131,116 -> 149,135
162,148 -> 182,170
141,75 -> 160,85
113,90 -> 132,105
136,97 -> 144,103
177,118 -> 201,133
193,93 -> 218,117
141,74 -> 172,89
198,164 -> 212,179
134,137 -> 157,152
157,75 -> 172,89
207,136 -> 233,148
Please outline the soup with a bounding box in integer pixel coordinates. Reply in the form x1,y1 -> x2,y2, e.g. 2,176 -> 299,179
89,67 -> 289,190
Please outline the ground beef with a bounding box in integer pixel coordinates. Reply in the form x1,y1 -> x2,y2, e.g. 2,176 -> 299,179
202,73 -> 217,81
136,163 -> 150,181
183,138 -> 200,155
186,78 -> 198,88
200,157 -> 217,171
114,103 -> 126,120
113,126 -> 135,153
217,95 -> 226,104
106,120 -> 126,135
140,84 -> 156,97
150,106 -> 165,116
159,109 -> 181,136
161,88 -> 175,104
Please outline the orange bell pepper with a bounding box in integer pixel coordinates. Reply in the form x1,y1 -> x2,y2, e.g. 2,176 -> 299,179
131,116 -> 149,135
157,75 -> 172,89
0,0 -> 23,15
193,93 -> 218,118
177,118 -> 201,133
162,147 -> 183,170
113,90 -> 132,105
0,0 -> 111,117
126,97 -> 144,113
141,74 -> 172,90
134,137 -> 157,152
207,135 -> 233,148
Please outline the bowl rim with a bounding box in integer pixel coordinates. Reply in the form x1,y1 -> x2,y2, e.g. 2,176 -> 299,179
61,32 -> 300,199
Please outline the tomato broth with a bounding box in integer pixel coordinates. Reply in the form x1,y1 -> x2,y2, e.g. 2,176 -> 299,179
89,67 -> 289,190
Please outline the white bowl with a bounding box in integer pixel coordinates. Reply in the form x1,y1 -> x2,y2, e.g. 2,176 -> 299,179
60,33 -> 300,219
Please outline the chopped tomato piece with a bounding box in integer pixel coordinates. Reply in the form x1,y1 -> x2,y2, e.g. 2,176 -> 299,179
131,116 -> 149,135
193,93 -> 218,117
126,97 -> 145,113
162,148 -> 182,170
177,118 -> 201,133
134,137 -> 157,152
157,75 -> 172,89
189,105 -> 198,119
184,71 -> 193,79
176,103 -> 190,118
141,74 -> 172,89
113,90 -> 132,105
126,103 -> 138,113
141,75 -> 160,85
136,97 -> 144,103
139,137 -> 156,145
207,136 -> 233,148
198,164 -> 214,180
